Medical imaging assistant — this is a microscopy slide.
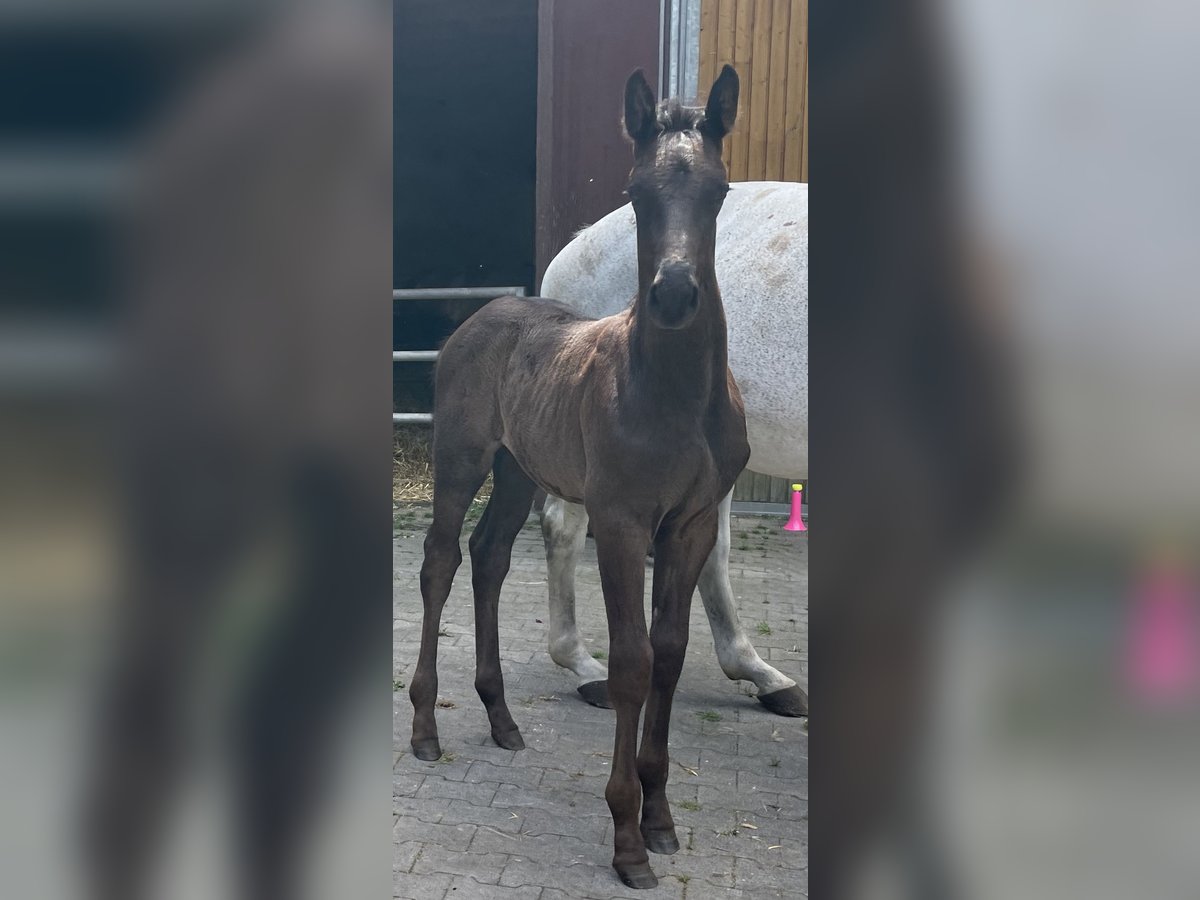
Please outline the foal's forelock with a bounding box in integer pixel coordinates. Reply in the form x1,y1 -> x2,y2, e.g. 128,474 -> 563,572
653,130 -> 704,169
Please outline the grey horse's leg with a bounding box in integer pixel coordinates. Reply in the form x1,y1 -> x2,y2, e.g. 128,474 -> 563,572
541,494 -> 611,706
698,490 -> 808,716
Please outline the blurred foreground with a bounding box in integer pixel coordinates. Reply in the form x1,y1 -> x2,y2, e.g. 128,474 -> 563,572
813,1 -> 1200,898
0,4 -> 391,899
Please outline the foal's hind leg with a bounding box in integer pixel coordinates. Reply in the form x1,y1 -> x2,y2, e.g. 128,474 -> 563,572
409,445 -> 493,761
469,447 -> 536,750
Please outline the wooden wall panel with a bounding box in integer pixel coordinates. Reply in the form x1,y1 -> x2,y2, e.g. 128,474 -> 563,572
534,0 -> 661,289
700,0 -> 807,502
699,0 -> 807,184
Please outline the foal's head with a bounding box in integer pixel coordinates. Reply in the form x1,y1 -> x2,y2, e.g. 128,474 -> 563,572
623,65 -> 739,330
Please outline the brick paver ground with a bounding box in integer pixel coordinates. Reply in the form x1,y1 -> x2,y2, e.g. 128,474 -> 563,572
394,504 -> 808,899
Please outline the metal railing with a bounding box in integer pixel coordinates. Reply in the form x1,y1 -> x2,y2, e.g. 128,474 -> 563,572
392,286 -> 526,424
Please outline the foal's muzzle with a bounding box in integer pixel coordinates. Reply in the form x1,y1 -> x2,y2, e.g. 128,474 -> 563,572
648,262 -> 700,329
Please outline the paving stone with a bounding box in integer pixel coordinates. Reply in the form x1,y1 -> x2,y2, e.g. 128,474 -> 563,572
476,830 -> 609,871
442,876 -> 542,899
465,760 -> 544,790
416,776 -> 501,806
394,818 -> 478,853
732,854 -> 807,895
497,858 -> 599,896
395,840 -> 422,873
441,800 -> 527,833
685,883 -> 747,900
412,844 -> 509,884
395,797 -> 452,822
519,809 -> 608,844
394,772 -> 426,798
394,870 -> 453,900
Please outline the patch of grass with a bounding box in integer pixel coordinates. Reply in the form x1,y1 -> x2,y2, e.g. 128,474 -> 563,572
696,710 -> 722,723
591,650 -> 607,660
393,679 -> 405,692
737,543 -> 750,552
756,622 -> 772,636
438,751 -> 456,763
437,628 -> 450,638
674,874 -> 691,884
678,799 -> 701,812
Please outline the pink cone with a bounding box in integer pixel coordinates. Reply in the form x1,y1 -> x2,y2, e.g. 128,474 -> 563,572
784,483 -> 806,532
1125,557 -> 1198,705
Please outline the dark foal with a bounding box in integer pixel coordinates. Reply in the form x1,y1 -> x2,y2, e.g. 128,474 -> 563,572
409,66 -> 748,889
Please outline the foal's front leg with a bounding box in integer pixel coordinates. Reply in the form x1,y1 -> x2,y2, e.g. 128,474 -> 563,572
638,507 -> 719,854
590,513 -> 656,889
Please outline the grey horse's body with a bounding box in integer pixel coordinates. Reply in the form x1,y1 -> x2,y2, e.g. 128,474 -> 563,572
540,181 -> 809,715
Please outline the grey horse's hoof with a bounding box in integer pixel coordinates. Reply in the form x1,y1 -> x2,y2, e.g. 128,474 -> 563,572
491,727 -> 526,751
578,680 -> 612,709
641,826 -> 680,855
615,862 -> 658,889
411,738 -> 443,761
757,684 -> 809,717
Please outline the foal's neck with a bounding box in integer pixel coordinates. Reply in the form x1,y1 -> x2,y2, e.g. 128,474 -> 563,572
629,262 -> 729,409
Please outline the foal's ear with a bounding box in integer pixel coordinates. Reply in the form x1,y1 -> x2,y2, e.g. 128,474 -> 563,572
623,69 -> 658,144
702,64 -> 739,141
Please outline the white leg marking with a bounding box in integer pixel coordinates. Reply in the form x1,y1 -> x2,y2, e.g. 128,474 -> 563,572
698,490 -> 797,695
541,495 -> 609,685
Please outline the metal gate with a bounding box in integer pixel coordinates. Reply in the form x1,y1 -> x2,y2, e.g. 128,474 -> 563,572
392,286 -> 526,424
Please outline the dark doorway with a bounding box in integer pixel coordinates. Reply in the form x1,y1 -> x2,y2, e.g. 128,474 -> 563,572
393,0 -> 538,293
393,0 -> 539,415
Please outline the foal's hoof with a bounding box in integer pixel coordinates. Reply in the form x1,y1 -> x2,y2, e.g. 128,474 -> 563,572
577,680 -> 612,709
757,684 -> 809,717
614,862 -> 658,890
491,727 -> 526,751
410,738 -> 443,761
641,826 -> 680,855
